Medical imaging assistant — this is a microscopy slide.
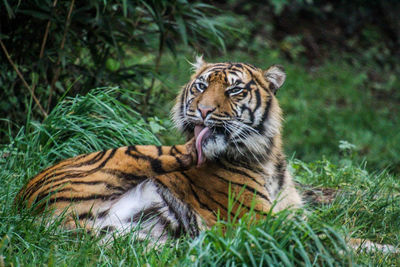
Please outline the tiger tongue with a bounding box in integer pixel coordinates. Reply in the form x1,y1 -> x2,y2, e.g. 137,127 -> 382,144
194,125 -> 211,167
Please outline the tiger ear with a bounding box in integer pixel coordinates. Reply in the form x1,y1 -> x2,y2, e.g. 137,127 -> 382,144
263,65 -> 286,94
190,55 -> 206,72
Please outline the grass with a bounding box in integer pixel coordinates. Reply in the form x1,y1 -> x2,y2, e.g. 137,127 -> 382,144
1,87 -> 399,266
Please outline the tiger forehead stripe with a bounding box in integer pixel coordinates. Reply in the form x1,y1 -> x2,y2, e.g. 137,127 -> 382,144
226,71 -> 245,85
198,67 -> 247,86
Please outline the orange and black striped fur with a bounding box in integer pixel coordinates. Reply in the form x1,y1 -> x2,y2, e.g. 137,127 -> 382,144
16,58 -> 302,241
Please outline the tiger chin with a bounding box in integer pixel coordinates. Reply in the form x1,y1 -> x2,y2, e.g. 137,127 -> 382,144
16,58 -> 302,243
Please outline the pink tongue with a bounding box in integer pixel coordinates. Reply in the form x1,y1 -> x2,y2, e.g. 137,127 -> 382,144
194,125 -> 211,167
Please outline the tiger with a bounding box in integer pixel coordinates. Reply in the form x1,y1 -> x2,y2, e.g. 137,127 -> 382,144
16,57 -> 303,242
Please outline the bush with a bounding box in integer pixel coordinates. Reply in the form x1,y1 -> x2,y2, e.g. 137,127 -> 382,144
0,0 -> 234,141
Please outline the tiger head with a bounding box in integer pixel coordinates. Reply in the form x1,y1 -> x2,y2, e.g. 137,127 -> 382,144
172,57 -> 286,166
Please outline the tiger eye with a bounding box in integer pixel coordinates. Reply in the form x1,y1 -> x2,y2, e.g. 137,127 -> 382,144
195,82 -> 207,92
227,87 -> 244,96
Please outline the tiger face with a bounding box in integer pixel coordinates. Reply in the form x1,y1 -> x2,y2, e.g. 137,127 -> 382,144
172,57 -> 286,165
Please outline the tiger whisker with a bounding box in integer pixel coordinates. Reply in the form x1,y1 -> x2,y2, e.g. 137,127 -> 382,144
224,122 -> 266,163
224,121 -> 270,162
222,122 -> 245,157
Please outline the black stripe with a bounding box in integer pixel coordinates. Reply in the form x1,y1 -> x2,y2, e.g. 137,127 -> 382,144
174,156 -> 185,169
153,180 -> 195,237
47,192 -> 123,204
255,97 -> 272,134
35,151 -> 107,185
270,83 -> 277,95
35,153 -> 87,175
157,191 -> 186,237
25,170 -> 88,200
211,114 -> 231,120
187,210 -> 200,238
100,168 -> 147,182
202,67 -> 225,74
35,181 -> 126,206
218,160 -> 264,187
180,172 -> 215,213
230,102 -> 239,117
223,69 -> 228,83
128,204 -> 164,224
150,159 -> 164,174
69,151 -> 107,168
275,156 -> 286,191
33,171 -> 99,193
23,152 -> 106,198
170,145 -> 181,156
156,146 -> 162,156
125,146 -> 165,174
77,211 -> 95,220
241,105 -> 254,122
33,190 -> 123,211
210,63 -> 229,68
170,145 -> 176,155
55,180 -> 126,191
247,87 -> 254,104
30,149 -> 118,203
227,70 -> 239,77
213,173 -> 271,204
51,149 -> 116,184
180,87 -> 186,117
254,86 -> 262,111
244,63 -> 257,71
182,173 -> 234,216
126,145 -> 138,152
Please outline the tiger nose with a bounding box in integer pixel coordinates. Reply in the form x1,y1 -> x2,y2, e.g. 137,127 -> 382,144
198,105 -> 215,119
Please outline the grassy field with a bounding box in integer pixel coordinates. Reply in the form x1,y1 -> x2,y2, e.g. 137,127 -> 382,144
1,51 -> 399,265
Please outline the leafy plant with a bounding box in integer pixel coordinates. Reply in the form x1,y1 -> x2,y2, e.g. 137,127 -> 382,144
0,0 -> 235,141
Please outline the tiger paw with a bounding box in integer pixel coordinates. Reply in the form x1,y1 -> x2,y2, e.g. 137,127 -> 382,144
180,138 -> 198,169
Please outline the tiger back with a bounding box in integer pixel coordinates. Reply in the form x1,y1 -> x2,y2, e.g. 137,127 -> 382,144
16,58 -> 302,241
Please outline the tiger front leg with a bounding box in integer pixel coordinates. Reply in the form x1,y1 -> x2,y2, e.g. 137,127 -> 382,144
121,138 -> 197,177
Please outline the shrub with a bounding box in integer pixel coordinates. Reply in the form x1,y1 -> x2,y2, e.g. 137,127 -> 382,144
0,0 -> 234,140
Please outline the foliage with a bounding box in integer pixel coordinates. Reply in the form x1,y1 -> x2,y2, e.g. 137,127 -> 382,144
0,0 -> 235,139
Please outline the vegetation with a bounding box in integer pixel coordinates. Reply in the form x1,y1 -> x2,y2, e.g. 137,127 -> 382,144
0,0 -> 234,131
1,0 -> 399,265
